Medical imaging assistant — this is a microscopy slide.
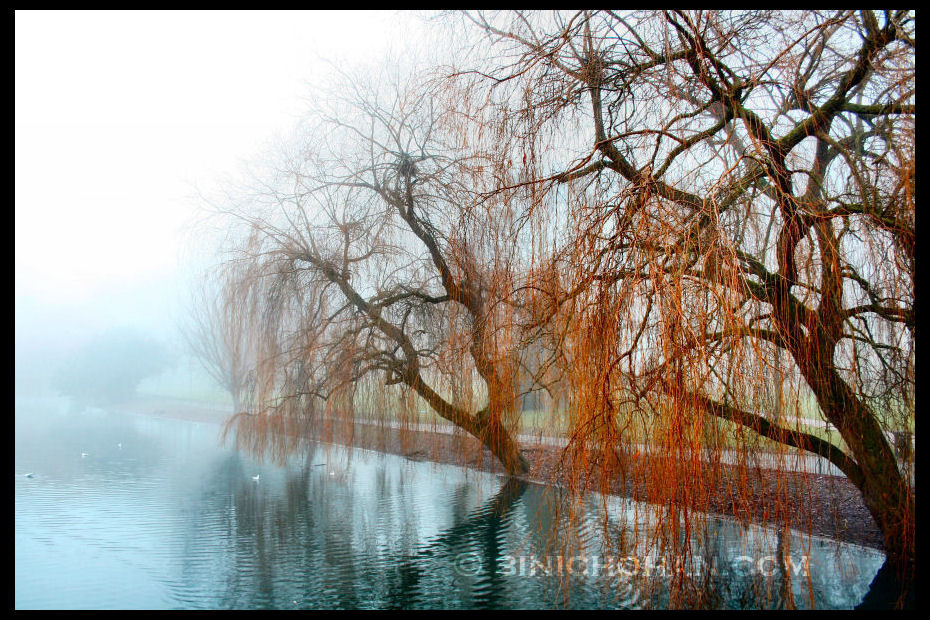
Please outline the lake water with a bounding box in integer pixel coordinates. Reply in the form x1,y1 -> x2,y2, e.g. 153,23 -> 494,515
15,397 -> 886,609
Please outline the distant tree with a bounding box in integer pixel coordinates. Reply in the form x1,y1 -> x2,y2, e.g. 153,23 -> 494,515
53,328 -> 173,404
182,271 -> 256,412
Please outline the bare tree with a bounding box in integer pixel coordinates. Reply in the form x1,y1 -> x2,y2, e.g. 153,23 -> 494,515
183,270 -> 256,413
452,10 -> 915,569
216,69 -> 533,474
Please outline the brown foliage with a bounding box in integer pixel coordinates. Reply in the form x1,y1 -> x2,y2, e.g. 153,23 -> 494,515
206,11 -> 915,596
453,9 -> 914,569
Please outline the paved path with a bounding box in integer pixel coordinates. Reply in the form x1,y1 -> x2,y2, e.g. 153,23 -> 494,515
352,418 -> 851,477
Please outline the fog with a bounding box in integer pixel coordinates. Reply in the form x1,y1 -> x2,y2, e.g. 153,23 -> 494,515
16,12 -> 915,610
15,10 -> 428,399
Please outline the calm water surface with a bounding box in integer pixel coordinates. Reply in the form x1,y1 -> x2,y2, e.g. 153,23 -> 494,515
15,397 -> 885,609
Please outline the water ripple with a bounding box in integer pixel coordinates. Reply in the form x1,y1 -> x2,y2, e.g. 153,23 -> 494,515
15,399 -> 885,609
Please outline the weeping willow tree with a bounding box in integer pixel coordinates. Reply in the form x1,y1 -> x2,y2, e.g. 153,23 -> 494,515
204,10 -> 914,607
446,9 -> 914,572
213,67 -> 542,476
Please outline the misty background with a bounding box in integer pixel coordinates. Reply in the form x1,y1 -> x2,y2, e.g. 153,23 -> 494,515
15,10 -> 430,403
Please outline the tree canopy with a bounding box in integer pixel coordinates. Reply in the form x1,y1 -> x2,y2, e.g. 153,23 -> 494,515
54,328 -> 173,404
204,9 -> 914,581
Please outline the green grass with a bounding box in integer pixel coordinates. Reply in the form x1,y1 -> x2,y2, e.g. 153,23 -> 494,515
514,404 -> 858,456
349,390 -> 865,455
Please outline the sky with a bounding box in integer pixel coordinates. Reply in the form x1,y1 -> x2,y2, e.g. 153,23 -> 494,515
16,10 -> 428,352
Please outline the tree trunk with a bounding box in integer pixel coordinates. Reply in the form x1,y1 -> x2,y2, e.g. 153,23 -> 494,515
407,374 -> 528,477
478,416 -> 529,476
797,354 -> 915,568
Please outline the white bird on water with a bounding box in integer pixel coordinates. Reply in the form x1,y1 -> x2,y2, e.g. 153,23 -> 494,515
24,473 -> 35,478
117,443 -> 122,449
252,475 -> 260,482
81,452 -> 88,458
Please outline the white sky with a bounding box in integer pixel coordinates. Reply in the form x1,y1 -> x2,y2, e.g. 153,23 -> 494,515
16,10 -> 428,344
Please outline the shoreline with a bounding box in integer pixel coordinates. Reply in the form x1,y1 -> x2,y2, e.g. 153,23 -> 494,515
110,395 -> 233,425
110,395 -> 885,552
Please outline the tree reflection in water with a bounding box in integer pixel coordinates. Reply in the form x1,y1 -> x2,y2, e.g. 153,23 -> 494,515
170,445 -> 890,609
